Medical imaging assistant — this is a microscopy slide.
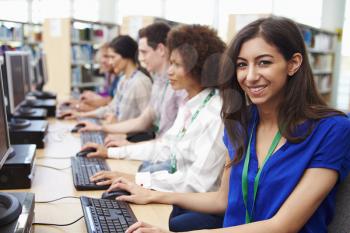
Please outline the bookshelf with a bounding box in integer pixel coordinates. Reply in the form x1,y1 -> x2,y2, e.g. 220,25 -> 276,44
0,20 -> 42,59
299,23 -> 336,103
43,18 -> 119,96
227,14 -> 337,104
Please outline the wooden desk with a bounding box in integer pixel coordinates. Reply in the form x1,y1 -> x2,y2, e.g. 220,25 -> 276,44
5,119 -> 171,232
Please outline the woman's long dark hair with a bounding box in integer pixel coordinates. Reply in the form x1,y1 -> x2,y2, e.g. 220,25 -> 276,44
220,16 -> 345,164
109,35 -> 151,79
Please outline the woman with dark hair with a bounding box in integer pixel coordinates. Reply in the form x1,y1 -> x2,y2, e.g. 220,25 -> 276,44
109,17 -> 350,233
63,35 -> 152,122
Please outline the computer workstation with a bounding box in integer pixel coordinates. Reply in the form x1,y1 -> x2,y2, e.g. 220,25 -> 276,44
0,68 -> 35,233
0,57 -> 48,149
27,52 -> 57,100
18,52 -> 57,117
2,51 -> 47,120
0,51 -> 170,233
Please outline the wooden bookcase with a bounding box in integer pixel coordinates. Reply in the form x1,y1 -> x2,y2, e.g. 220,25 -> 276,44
43,18 -> 119,96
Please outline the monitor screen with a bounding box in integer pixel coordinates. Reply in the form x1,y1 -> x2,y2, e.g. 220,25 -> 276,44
1,56 -> 11,118
38,53 -> 48,85
5,51 -> 26,114
33,59 -> 42,86
0,64 -> 12,170
22,52 -> 34,95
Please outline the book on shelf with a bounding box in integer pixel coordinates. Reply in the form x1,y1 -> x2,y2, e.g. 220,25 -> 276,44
71,44 -> 93,64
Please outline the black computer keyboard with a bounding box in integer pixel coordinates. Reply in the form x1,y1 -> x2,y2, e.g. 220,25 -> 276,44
77,117 -> 101,125
80,131 -> 105,146
80,196 -> 137,233
71,156 -> 110,190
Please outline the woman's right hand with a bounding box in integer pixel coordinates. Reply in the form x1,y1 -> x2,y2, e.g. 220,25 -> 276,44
107,177 -> 154,205
81,143 -> 108,158
80,90 -> 101,102
58,110 -> 79,120
78,121 -> 102,132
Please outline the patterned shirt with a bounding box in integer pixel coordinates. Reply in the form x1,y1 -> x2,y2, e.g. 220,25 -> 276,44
91,70 -> 152,121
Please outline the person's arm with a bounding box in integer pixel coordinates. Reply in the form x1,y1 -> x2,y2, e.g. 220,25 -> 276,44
83,96 -> 111,108
113,154 -> 231,214
101,106 -> 155,134
83,94 -> 117,118
143,117 -> 226,192
107,138 -> 164,161
125,167 -> 338,233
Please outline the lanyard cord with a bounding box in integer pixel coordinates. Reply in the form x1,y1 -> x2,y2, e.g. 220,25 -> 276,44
242,124 -> 282,223
176,89 -> 215,139
169,89 -> 216,174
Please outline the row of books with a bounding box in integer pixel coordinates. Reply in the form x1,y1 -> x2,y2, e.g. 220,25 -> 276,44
72,66 -> 92,85
314,74 -> 331,94
308,54 -> 333,72
71,44 -> 94,64
71,27 -> 116,43
0,25 -> 23,41
302,28 -> 334,51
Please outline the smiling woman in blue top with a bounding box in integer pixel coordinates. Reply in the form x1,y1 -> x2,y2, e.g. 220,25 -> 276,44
109,16 -> 350,233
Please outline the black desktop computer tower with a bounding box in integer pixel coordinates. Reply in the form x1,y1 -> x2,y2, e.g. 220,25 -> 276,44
9,120 -> 48,148
0,192 -> 35,233
0,145 -> 36,189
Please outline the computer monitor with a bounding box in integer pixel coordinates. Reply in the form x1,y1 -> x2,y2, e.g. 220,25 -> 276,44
34,52 -> 48,91
0,65 -> 12,169
0,64 -> 22,226
22,52 -> 34,94
40,53 -> 48,85
4,51 -> 27,115
3,51 -> 32,128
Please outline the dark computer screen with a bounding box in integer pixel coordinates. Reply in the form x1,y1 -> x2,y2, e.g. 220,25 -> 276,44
1,56 -> 11,118
0,64 -> 12,170
38,53 -> 48,85
22,52 -> 33,95
33,59 -> 42,86
5,51 -> 26,114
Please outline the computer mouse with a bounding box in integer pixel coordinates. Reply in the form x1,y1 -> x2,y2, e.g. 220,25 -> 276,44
57,112 -> 72,120
71,123 -> 86,133
76,147 -> 97,157
62,102 -> 71,107
101,189 -> 131,200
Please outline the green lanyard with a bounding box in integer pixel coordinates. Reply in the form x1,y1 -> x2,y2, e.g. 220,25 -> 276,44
154,80 -> 170,133
242,124 -> 282,223
169,89 -> 216,173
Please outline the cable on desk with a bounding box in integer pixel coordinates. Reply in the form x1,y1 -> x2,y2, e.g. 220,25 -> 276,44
36,164 -> 72,170
36,196 -> 79,203
32,215 -> 84,226
36,156 -> 72,159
